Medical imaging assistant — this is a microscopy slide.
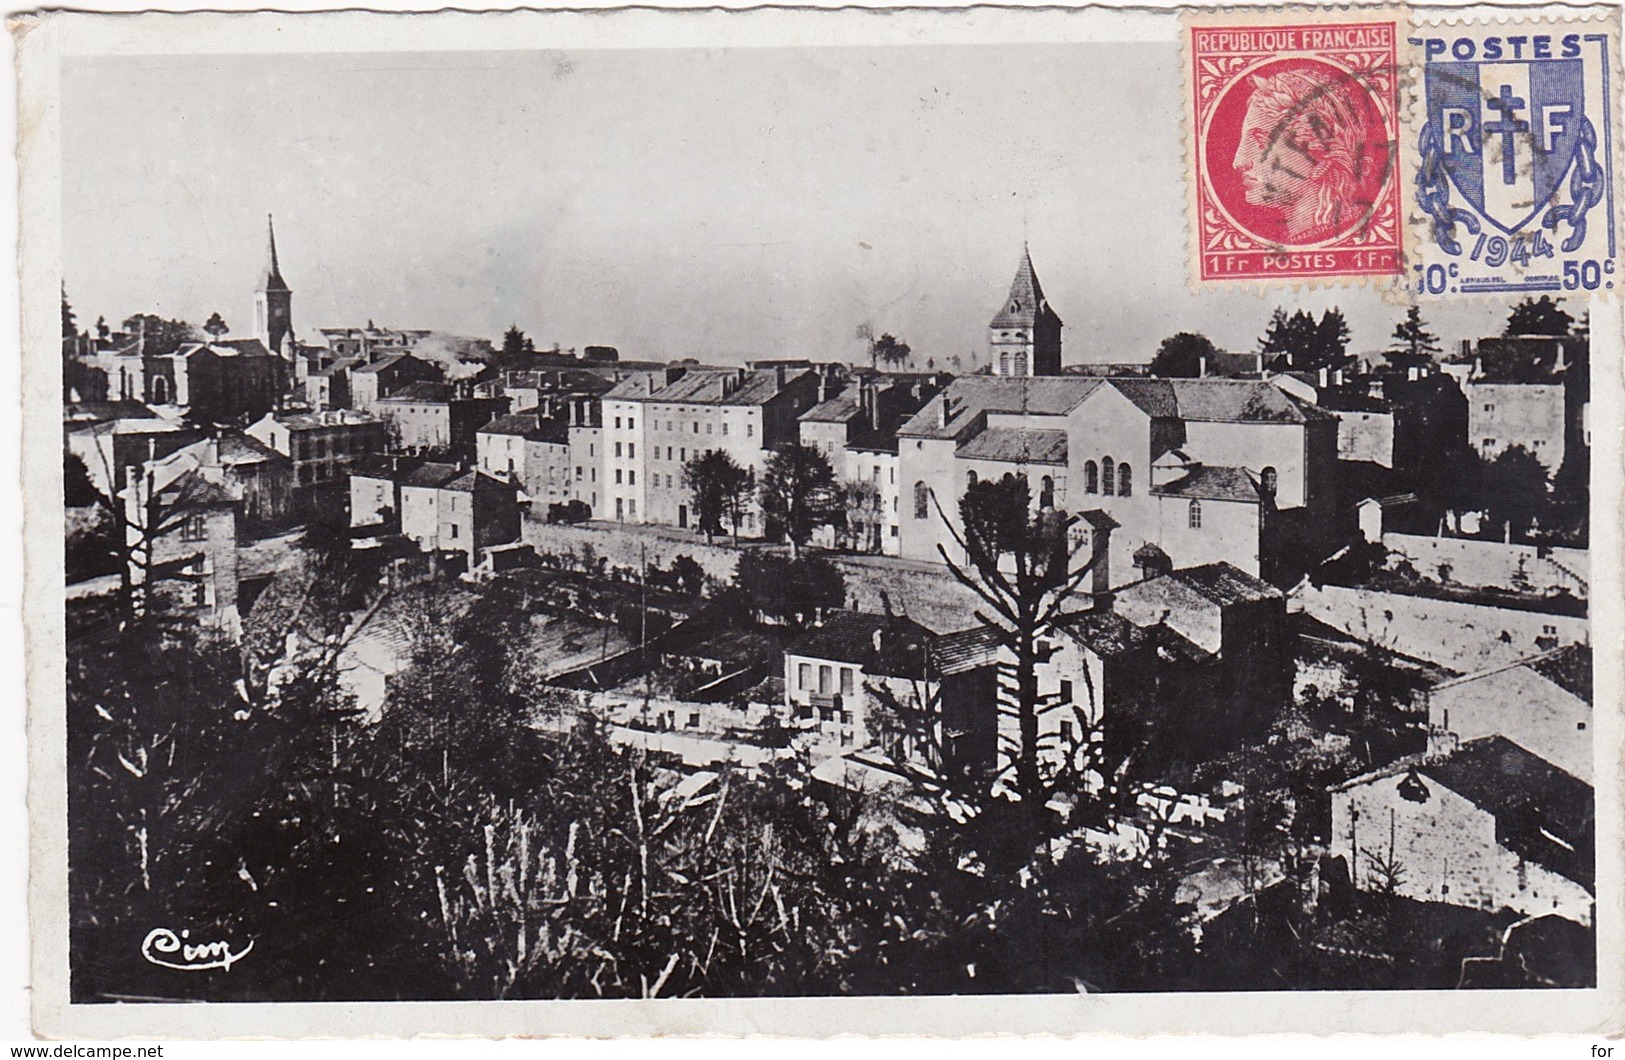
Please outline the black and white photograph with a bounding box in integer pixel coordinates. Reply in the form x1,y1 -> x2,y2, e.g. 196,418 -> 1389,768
20,3 -> 1622,1038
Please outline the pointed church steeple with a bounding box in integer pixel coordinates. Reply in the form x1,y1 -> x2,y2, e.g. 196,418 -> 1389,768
988,245 -> 1063,376
262,214 -> 290,293
255,214 -> 293,356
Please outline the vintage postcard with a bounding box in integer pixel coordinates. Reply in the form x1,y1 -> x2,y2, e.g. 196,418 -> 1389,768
16,2 -> 1624,1039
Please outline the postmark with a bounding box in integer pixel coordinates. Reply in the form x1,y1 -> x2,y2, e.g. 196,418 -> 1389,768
1408,15 -> 1621,297
1186,12 -> 1405,285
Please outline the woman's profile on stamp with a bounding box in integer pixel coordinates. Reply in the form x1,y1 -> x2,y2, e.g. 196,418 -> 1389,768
1231,65 -> 1383,243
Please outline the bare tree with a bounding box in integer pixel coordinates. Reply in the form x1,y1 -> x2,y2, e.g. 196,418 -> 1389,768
921,476 -> 1122,846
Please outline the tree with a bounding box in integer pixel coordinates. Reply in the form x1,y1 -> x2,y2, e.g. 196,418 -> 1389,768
1480,445 -> 1549,541
501,324 -> 529,359
841,478 -> 884,552
1150,332 -> 1218,378
732,552 -> 844,627
203,312 -> 229,339
681,449 -> 752,542
1505,295 -> 1575,337
856,323 -> 912,370
758,443 -> 843,557
930,476 -> 1117,854
1258,307 -> 1348,372
1315,307 -> 1351,368
872,333 -> 912,370
1387,306 -> 1440,364
121,314 -> 196,357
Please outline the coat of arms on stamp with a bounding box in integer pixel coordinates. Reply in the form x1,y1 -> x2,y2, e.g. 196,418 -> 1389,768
1411,18 -> 1618,296
1187,15 -> 1403,284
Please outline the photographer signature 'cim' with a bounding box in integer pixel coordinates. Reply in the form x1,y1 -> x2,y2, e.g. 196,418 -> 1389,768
141,927 -> 254,973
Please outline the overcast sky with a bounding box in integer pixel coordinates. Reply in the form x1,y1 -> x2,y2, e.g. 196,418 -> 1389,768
62,45 -> 1511,366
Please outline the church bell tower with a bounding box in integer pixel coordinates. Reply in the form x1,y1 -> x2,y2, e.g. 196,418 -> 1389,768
254,214 -> 293,356
988,245 -> 1063,377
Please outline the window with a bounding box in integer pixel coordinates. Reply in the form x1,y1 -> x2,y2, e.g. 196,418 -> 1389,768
576,466 -> 583,480
1085,461 -> 1098,494
1118,464 -> 1132,497
180,514 -> 207,541
1260,466 -> 1277,495
1060,720 -> 1074,744
681,448 -> 687,461
1483,438 -> 1496,449
1060,679 -> 1073,702
747,424 -> 754,437
722,423 -> 729,436
615,416 -> 622,429
688,711 -> 701,729
707,423 -> 713,434
819,665 -> 832,694
798,662 -> 811,689
615,442 -> 623,458
1484,403 -> 1495,412
628,500 -> 637,518
841,669 -> 854,695
1188,500 -> 1202,529
615,469 -> 623,484
967,470 -> 978,490
1102,457 -> 1115,496
449,523 -> 459,539
693,422 -> 700,434
628,443 -> 635,458
628,471 -> 636,485
1040,475 -> 1054,508
913,481 -> 929,519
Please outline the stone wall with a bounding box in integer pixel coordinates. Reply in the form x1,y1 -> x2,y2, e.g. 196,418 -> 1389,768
1295,581 -> 1588,673
1382,532 -> 1589,598
519,518 -> 987,633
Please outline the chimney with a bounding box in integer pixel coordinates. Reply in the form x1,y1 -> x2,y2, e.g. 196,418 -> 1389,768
818,374 -> 832,403
1090,522 -> 1112,595
774,365 -> 787,389
665,365 -> 688,386
1198,353 -> 1209,378
1460,338 -> 1473,360
938,395 -> 952,429
1317,366 -> 1329,388
872,627 -> 884,653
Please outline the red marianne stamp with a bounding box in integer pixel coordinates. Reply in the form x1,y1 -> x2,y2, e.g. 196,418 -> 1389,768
1187,16 -> 1403,283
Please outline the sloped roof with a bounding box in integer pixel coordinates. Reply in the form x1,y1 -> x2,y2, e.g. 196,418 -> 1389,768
1109,378 -> 1331,423
899,377 -> 1104,439
479,412 -> 543,437
444,470 -> 517,493
1151,465 -> 1262,502
1528,644 -> 1592,704
397,462 -> 462,489
1174,562 -> 1280,605
176,338 -> 275,360
1061,608 -> 1212,664
787,610 -> 936,678
351,354 -> 407,374
989,247 -> 1064,330
605,368 -> 813,407
800,392 -> 861,424
1423,736 -> 1594,887
957,427 -> 1068,465
215,432 -> 288,468
378,381 -> 455,404
930,626 -> 1001,675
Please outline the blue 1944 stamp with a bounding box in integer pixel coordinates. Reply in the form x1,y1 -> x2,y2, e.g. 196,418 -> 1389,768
1410,17 -> 1619,296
